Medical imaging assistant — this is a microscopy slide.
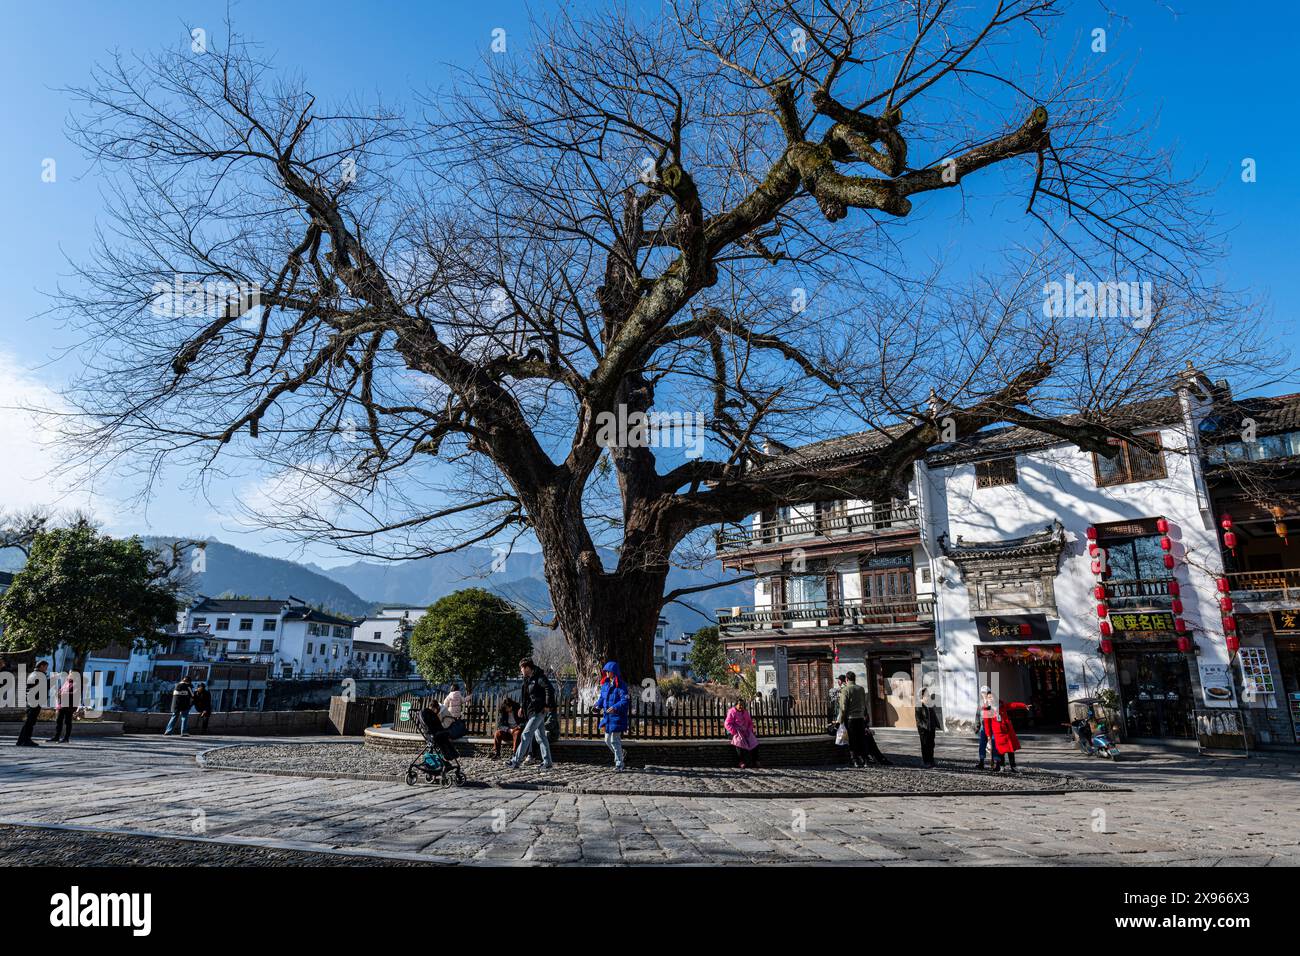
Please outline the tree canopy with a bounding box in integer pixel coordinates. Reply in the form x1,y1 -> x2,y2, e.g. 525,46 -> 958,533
408,588 -> 532,695
686,625 -> 728,682
0,519 -> 182,666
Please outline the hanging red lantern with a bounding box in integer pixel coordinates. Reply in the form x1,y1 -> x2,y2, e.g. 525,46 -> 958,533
1176,635 -> 1192,652
1216,577 -> 1231,593
1156,517 -> 1170,534
1086,526 -> 1098,540
1097,604 -> 1109,618
1088,543 -> 1100,558
1167,580 -> 1181,597
1226,635 -> 1240,653
1100,638 -> 1114,655
1099,620 -> 1112,637
1223,530 -> 1238,554
1093,585 -> 1107,600
1222,615 -> 1237,632
1163,554 -> 1176,569
1174,617 -> 1188,634
1220,514 -> 1234,531
1219,595 -> 1234,613
1171,598 -> 1184,614
1160,536 -> 1173,551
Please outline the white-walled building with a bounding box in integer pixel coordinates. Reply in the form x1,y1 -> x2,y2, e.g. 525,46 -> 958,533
181,596 -> 357,678
356,606 -> 424,676
714,370 -> 1284,744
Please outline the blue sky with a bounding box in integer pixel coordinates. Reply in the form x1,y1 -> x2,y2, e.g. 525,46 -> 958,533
0,1 -> 1296,562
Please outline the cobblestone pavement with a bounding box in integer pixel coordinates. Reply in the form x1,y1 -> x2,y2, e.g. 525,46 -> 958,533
1,733 -> 1297,865
199,741 -> 1113,796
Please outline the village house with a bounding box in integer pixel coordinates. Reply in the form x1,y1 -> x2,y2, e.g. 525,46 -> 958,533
716,369 -> 1300,748
180,596 -> 358,679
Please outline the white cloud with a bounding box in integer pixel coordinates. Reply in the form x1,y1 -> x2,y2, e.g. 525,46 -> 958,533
0,349 -> 111,520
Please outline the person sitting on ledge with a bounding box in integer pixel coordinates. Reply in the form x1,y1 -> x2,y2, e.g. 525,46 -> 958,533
493,697 -> 522,759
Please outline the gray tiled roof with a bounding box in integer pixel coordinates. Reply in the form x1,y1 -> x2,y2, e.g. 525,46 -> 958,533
190,597 -> 289,615
1201,392 -> 1300,441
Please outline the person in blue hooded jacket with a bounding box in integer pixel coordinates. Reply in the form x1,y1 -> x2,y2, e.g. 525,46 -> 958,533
593,661 -> 630,771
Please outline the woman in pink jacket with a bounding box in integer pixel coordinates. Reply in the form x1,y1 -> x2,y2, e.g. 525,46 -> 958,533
724,698 -> 760,768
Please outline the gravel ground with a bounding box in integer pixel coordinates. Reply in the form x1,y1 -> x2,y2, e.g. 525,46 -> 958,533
0,823 -> 438,866
199,742 -> 1113,796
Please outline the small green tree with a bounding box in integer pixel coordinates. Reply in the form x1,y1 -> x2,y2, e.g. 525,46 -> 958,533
408,588 -> 531,697
686,625 -> 728,683
0,520 -> 183,668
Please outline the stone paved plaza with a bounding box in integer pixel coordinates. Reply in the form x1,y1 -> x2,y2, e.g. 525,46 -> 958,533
1,732 -> 1297,865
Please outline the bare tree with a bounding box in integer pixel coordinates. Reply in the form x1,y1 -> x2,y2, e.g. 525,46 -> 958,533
52,2 -> 1258,683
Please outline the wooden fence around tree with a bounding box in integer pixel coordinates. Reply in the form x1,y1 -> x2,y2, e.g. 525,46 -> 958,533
391,691 -> 831,740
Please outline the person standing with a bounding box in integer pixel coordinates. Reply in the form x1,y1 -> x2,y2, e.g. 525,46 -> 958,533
914,686 -> 940,768
15,661 -> 48,748
593,661 -> 630,771
839,671 -> 891,767
192,682 -> 213,734
443,683 -> 464,721
506,658 -> 555,770
982,689 -> 1021,772
50,671 -> 78,743
164,676 -> 194,737
976,685 -> 1000,770
724,697 -> 760,768
828,673 -> 846,724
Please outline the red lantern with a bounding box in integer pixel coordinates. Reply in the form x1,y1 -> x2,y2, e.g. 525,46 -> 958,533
1099,621 -> 1112,637
1176,635 -> 1191,652
1223,530 -> 1238,553
1226,634 -> 1240,653
1167,580 -> 1181,597
1220,514 -> 1234,531
1086,527 -> 1098,541
1093,585 -> 1107,600
1163,554 -> 1176,569
1222,615 -> 1237,632
1097,604 -> 1109,618
1160,536 -> 1173,551
1088,543 -> 1100,558
1174,617 -> 1188,634
1171,598 -> 1184,614
1100,638 -> 1114,655
1216,577 -> 1230,594
1156,517 -> 1170,534
1219,596 -> 1233,613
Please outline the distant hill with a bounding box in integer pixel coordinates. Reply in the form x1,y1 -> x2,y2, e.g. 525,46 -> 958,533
4,534 -> 745,637
141,537 -> 376,617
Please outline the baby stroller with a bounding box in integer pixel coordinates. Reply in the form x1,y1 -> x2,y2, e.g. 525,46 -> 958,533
405,703 -> 467,787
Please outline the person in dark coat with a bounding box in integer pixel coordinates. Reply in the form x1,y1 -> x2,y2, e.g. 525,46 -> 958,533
164,676 -> 194,736
505,658 -> 555,770
838,671 -> 892,767
192,683 -> 213,734
15,661 -> 48,748
493,697 -> 522,759
914,685 -> 941,767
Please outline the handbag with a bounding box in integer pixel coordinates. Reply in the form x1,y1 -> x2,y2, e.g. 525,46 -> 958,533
834,724 -> 849,746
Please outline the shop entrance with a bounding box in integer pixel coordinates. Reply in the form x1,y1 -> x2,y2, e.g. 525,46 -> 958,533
1276,639 -> 1300,744
790,657 -> 833,705
975,644 -> 1068,730
868,656 -> 918,728
1115,646 -> 1195,739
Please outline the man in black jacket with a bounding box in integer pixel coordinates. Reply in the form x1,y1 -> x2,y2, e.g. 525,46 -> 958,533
914,685 -> 941,767
192,683 -> 213,734
15,661 -> 48,747
164,676 -> 194,736
505,657 -> 555,770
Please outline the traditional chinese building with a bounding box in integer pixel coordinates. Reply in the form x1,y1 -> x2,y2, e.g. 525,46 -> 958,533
715,370 -> 1298,747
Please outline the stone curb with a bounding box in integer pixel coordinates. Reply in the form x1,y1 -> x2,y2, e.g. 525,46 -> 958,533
195,746 -> 1122,800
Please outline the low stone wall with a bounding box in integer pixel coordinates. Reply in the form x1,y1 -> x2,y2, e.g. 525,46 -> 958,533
0,718 -> 124,738
121,710 -> 332,735
364,726 -> 848,767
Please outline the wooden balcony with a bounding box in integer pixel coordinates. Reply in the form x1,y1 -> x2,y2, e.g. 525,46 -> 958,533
1225,568 -> 1300,604
715,502 -> 920,556
716,596 -> 935,635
